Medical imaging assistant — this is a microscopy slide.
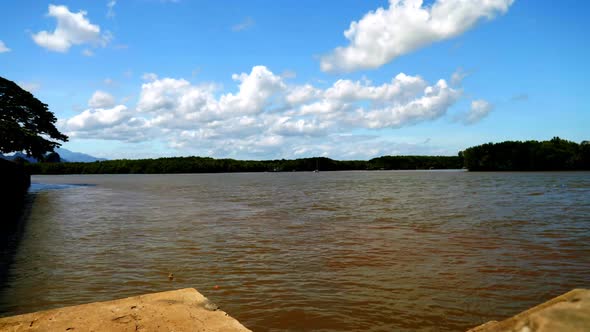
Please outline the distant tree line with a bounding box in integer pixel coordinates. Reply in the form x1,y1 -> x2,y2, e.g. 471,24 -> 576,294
20,138 -> 590,175
462,137 -> 590,171
25,155 -> 462,175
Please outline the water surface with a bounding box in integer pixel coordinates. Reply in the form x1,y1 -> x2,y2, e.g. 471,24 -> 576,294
1,171 -> 589,331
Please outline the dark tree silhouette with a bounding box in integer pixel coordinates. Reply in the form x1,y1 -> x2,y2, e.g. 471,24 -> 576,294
26,155 -> 462,174
461,137 -> 590,171
0,76 -> 68,159
44,152 -> 61,163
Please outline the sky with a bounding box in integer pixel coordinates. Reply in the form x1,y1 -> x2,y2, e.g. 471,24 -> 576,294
0,0 -> 588,160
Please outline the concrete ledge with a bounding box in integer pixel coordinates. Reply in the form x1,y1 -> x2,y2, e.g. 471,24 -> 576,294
0,288 -> 251,332
468,289 -> 590,332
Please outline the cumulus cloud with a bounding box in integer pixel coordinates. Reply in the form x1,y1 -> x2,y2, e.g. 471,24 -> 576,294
65,105 -> 129,131
321,0 -> 514,72
60,104 -> 152,142
60,66 -> 481,158
286,84 -> 322,105
32,4 -> 111,52
464,99 -> 493,124
219,66 -> 285,114
360,80 -> 461,128
88,90 -> 116,108
0,40 -> 10,53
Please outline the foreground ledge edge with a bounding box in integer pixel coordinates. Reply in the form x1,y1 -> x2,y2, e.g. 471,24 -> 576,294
468,289 -> 590,332
0,288 -> 252,332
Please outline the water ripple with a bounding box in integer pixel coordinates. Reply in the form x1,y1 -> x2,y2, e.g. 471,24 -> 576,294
0,171 -> 589,331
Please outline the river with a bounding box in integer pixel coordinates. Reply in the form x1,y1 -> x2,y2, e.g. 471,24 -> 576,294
1,171 -> 589,331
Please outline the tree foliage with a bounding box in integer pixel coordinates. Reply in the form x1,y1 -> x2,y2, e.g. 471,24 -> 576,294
26,155 -> 461,175
0,76 -> 68,159
462,137 -> 590,171
44,152 -> 62,163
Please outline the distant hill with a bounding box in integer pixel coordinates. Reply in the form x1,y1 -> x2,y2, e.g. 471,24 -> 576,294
0,148 -> 107,163
0,152 -> 37,163
55,148 -> 108,162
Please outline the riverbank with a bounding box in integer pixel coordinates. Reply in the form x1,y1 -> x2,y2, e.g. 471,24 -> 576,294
0,288 -> 251,331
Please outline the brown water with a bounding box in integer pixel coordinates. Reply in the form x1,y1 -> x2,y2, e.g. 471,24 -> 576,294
1,171 -> 589,331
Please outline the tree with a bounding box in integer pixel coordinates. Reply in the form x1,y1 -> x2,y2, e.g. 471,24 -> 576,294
461,138 -> 589,171
0,76 -> 68,159
44,152 -> 61,163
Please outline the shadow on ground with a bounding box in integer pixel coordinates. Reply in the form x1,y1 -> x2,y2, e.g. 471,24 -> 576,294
0,193 -> 36,311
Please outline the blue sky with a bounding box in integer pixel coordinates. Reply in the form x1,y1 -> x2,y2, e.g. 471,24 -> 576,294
0,0 -> 588,159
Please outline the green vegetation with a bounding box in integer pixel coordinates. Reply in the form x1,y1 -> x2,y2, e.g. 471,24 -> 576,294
1,76 -> 67,222
462,137 -> 590,171
26,156 -> 461,174
25,137 -> 590,174
0,76 -> 68,159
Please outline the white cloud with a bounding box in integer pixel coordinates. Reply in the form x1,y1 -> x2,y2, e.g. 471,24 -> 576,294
107,0 -> 116,18
360,80 -> 461,128
135,67 -> 286,127
269,116 -> 329,137
219,66 -> 286,115
32,4 -> 111,52
464,100 -> 493,124
286,84 -> 321,105
0,40 -> 10,53
59,104 -> 152,143
82,48 -> 94,56
64,105 -> 129,131
88,90 -> 116,108
321,0 -> 514,72
60,66 -> 482,158
324,73 -> 427,104
289,135 -> 453,160
232,17 -> 255,32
